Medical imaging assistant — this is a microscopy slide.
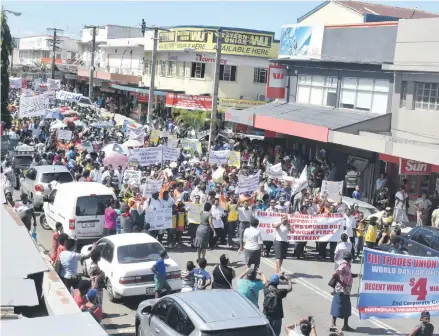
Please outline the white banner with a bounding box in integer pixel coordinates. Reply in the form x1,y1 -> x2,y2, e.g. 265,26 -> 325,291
167,134 -> 178,148
283,166 -> 308,195
56,90 -> 83,103
256,211 -> 345,242
163,146 -> 180,162
321,180 -> 344,203
10,77 -> 23,89
142,178 -> 163,197
123,169 -> 141,185
209,150 -> 230,165
237,171 -> 260,194
129,147 -> 162,166
19,91 -> 51,118
47,79 -> 61,91
144,208 -> 173,230
197,130 -> 209,139
57,129 -> 72,141
185,202 -> 203,224
267,163 -> 287,178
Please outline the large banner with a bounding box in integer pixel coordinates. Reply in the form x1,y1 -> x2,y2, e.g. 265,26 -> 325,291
144,208 -> 173,230
185,202 -> 203,224
56,90 -> 83,103
129,147 -> 162,166
237,171 -> 260,194
255,211 -> 345,242
267,163 -> 287,179
209,150 -> 230,165
19,91 -> 51,117
321,180 -> 343,203
358,248 -> 439,320
163,146 -> 180,162
47,79 -> 61,91
165,93 -> 212,111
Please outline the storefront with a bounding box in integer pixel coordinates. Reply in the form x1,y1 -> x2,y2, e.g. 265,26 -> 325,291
380,154 -> 439,217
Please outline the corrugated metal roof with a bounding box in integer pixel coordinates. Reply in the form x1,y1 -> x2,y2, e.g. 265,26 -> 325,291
248,101 -> 383,130
1,277 -> 39,306
1,206 -> 48,306
1,312 -> 108,336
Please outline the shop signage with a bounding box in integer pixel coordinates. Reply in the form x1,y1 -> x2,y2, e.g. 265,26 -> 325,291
399,159 -> 431,175
158,27 -> 278,58
266,65 -> 287,99
165,93 -> 212,111
219,98 -> 266,110
64,74 -> 78,80
279,24 -> 324,60
163,52 -> 269,68
56,64 -> 78,74
130,92 -> 150,103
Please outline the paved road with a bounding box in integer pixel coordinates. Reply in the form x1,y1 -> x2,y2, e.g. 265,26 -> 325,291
29,214 -> 439,336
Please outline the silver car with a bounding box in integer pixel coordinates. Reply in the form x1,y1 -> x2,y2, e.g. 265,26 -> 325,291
20,165 -> 74,209
135,290 -> 275,336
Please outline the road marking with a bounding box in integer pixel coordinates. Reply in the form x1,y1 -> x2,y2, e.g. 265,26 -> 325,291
261,258 -> 404,335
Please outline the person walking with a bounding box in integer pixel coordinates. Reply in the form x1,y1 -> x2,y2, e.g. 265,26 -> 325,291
104,199 -> 118,236
263,274 -> 293,336
212,254 -> 235,289
238,200 -> 253,252
237,268 -> 267,308
89,249 -> 105,314
120,203 -> 134,233
243,218 -> 264,271
51,222 -> 64,263
330,251 -> 359,332
194,203 -> 216,262
273,215 -> 290,275
151,250 -> 172,298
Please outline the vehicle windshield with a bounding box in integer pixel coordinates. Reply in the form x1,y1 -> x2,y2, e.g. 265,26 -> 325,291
41,172 -> 73,183
75,195 -> 114,216
117,242 -> 163,264
79,97 -> 91,104
202,325 -> 275,336
14,156 -> 33,167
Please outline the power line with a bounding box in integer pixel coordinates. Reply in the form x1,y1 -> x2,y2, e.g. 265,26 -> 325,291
47,28 -> 64,79
84,25 -> 105,101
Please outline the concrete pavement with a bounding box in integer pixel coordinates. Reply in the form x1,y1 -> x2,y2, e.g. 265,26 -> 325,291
30,211 -> 438,336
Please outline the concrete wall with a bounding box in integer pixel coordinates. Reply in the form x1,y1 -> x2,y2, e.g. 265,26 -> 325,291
393,18 -> 439,72
19,36 -> 51,51
299,1 -> 362,25
322,25 -> 397,63
82,25 -> 143,43
103,46 -> 144,76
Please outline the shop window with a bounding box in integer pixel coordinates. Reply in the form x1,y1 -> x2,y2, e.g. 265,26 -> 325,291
167,61 -> 176,77
220,65 -> 237,82
415,82 -> 439,111
400,81 -> 407,108
159,60 -> 167,77
253,68 -> 267,84
297,75 -> 337,107
340,77 -> 389,114
178,62 -> 185,77
190,62 -> 205,79
144,60 -> 152,75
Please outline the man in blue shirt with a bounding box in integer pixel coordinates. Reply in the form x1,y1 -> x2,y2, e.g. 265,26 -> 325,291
186,258 -> 211,290
352,185 -> 361,200
237,268 -> 268,307
151,250 -> 172,298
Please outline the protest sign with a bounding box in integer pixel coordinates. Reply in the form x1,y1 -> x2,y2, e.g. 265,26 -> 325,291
255,211 -> 344,242
209,150 -> 230,165
144,208 -> 173,230
167,134 -> 178,148
142,178 -> 163,197
321,180 -> 343,202
56,90 -> 83,103
267,163 -> 287,179
212,167 -> 225,183
47,79 -> 61,90
163,146 -> 180,162
237,171 -> 260,194
358,248 -> 439,319
127,124 -> 144,141
129,147 -> 162,166
57,129 -> 73,141
10,77 -> 23,89
181,138 -> 202,155
150,130 -> 161,145
123,169 -> 141,185
185,202 -> 203,224
19,91 -> 51,118
228,151 -> 241,168
282,166 -> 308,195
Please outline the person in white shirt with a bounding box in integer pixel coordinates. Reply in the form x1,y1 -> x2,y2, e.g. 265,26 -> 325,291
49,174 -> 61,191
190,184 -> 207,204
243,218 -> 263,270
161,190 -> 175,246
334,233 -> 352,268
211,196 -> 225,248
273,215 -> 290,274
275,197 -> 289,213
267,199 -> 278,213
238,200 -> 253,252
414,192 -> 432,226
344,209 -> 356,258
393,185 -> 409,224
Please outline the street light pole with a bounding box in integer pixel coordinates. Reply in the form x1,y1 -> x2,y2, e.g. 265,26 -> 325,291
207,28 -> 222,154
147,27 -> 158,124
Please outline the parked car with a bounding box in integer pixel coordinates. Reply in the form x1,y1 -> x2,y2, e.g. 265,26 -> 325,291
340,197 -> 379,218
135,290 -> 275,336
78,96 -> 93,108
41,182 -> 115,243
20,165 -> 74,210
81,233 -> 181,302
400,226 -> 439,257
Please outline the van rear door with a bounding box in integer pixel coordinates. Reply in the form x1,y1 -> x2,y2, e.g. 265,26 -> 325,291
74,194 -> 114,239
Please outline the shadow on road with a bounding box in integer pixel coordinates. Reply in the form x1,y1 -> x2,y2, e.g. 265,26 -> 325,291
288,272 -> 323,279
102,323 -> 133,330
354,326 -> 400,335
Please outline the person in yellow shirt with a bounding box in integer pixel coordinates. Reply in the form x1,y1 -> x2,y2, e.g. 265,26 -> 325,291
431,205 -> 439,228
225,196 -> 239,249
355,213 -> 366,257
380,207 -> 393,235
365,217 -> 378,248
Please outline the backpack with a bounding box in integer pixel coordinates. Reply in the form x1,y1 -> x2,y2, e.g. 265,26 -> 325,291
263,288 -> 280,315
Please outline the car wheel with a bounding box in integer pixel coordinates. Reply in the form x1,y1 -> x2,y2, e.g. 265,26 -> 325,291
106,279 -> 117,302
39,213 -> 51,230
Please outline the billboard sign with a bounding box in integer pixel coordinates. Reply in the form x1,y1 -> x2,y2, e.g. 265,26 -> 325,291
165,93 -> 212,111
279,24 -> 324,59
266,65 -> 287,99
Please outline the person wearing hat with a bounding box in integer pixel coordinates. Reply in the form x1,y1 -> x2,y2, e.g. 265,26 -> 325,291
237,267 -> 268,308
330,251 -> 359,332
409,311 -> 434,336
263,273 -> 293,335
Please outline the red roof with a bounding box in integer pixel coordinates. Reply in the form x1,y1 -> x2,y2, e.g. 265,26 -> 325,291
337,0 -> 439,19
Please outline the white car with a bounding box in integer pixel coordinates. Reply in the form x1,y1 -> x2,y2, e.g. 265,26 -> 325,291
78,97 -> 93,108
81,233 -> 182,302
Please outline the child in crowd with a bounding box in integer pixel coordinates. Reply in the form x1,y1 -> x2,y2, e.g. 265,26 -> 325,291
181,261 -> 195,292
185,258 -> 211,291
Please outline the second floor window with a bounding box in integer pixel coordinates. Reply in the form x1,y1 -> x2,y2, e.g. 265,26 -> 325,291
297,75 -> 337,107
253,68 -> 267,84
144,60 -> 152,75
159,61 -> 166,77
167,61 -> 176,77
191,62 -> 205,79
415,82 -> 439,111
400,81 -> 407,108
220,65 -> 237,81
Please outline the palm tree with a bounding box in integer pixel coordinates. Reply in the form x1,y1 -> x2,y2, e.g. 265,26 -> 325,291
176,109 -> 209,134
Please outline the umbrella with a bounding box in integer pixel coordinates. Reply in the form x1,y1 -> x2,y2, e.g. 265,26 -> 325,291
122,139 -> 143,148
45,110 -> 65,120
103,152 -> 129,169
102,143 -> 129,156
59,107 -> 69,112
74,120 -> 86,128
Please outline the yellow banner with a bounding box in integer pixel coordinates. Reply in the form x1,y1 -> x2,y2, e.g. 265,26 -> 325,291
158,28 -> 279,58
150,129 -> 161,145
228,151 -> 241,168
219,98 -> 267,110
185,202 -> 204,224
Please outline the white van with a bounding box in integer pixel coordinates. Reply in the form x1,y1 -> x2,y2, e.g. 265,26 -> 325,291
42,182 -> 116,243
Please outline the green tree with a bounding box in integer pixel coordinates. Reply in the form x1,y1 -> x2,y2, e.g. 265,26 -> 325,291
176,109 -> 209,134
1,8 -> 13,128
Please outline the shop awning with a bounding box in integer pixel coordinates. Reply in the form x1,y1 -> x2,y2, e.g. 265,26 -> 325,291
110,84 -> 184,97
229,101 -> 391,143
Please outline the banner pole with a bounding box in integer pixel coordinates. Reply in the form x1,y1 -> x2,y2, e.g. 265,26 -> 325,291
356,250 -> 365,310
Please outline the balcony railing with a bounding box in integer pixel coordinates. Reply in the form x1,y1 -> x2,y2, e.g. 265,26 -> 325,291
108,66 -> 142,76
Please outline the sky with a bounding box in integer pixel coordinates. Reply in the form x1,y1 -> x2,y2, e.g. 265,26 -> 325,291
4,1 -> 439,40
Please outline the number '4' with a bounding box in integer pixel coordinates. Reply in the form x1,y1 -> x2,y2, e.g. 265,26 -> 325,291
411,278 -> 428,301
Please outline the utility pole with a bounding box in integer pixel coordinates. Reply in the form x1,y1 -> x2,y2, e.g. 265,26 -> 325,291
207,28 -> 222,153
84,25 -> 104,101
47,28 -> 64,79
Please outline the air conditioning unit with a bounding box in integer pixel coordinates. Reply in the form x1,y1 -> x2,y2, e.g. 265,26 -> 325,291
257,94 -> 266,101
